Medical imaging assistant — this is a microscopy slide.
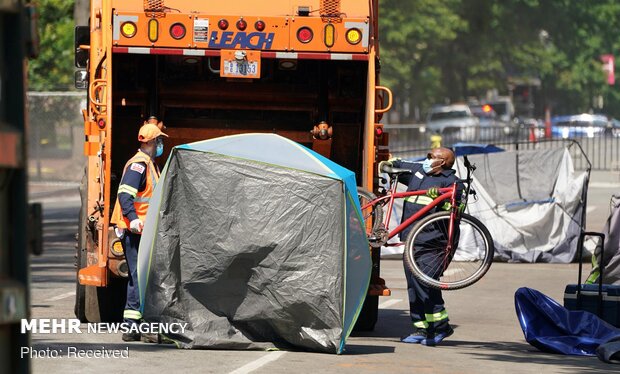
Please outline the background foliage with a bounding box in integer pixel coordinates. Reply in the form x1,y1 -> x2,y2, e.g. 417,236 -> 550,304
28,0 -> 620,120
380,0 -> 620,121
28,0 -> 75,91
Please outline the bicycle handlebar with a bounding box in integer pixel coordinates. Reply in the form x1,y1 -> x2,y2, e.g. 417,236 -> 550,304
379,156 -> 477,192
462,155 -> 477,201
463,155 -> 476,171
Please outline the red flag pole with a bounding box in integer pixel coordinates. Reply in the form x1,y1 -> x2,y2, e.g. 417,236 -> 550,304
544,107 -> 552,139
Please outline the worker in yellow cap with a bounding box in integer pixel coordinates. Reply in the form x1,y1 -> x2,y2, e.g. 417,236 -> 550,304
111,120 -> 168,341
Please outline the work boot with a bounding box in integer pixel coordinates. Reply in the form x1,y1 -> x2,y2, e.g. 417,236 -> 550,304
420,325 -> 454,346
141,333 -> 160,343
400,327 -> 428,344
122,332 -> 141,342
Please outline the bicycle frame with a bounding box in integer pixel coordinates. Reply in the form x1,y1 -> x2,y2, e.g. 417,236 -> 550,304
362,182 -> 459,246
358,156 -> 494,290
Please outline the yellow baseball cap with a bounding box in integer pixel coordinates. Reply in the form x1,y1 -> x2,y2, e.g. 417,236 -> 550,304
138,123 -> 169,142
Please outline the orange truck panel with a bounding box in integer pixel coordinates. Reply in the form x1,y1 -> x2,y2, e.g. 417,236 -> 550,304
112,1 -> 370,18
79,0 -> 391,312
113,13 -> 369,54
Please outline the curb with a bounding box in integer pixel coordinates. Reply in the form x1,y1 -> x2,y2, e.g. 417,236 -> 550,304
29,185 -> 80,199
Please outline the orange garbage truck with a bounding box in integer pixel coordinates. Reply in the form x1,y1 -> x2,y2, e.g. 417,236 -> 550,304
74,0 -> 391,330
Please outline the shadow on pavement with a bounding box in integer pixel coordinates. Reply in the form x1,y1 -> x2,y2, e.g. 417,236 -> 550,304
342,344 -> 396,355
440,340 -> 612,372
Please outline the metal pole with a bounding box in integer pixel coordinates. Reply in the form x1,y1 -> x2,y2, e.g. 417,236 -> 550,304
35,118 -> 41,180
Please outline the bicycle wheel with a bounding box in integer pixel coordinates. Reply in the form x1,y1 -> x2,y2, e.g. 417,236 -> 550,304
357,187 -> 383,235
403,211 -> 494,290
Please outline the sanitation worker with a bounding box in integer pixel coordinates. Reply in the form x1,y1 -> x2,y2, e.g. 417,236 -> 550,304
111,118 -> 167,341
379,147 -> 463,346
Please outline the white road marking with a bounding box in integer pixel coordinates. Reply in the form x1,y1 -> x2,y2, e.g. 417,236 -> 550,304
590,182 -> 620,188
46,291 -> 75,302
379,298 -> 403,309
587,206 -> 597,214
228,351 -> 287,374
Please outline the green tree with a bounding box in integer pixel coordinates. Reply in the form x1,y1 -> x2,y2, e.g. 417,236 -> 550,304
379,0 -> 620,120
535,0 -> 620,116
28,0 -> 75,91
380,0 -> 466,122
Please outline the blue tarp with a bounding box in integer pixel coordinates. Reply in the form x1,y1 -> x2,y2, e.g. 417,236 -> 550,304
410,143 -> 504,161
514,287 -> 620,356
452,143 -> 504,156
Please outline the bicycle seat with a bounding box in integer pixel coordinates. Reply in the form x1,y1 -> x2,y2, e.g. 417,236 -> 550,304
381,164 -> 412,175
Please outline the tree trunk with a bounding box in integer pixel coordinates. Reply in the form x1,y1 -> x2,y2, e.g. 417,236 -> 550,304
74,0 -> 89,26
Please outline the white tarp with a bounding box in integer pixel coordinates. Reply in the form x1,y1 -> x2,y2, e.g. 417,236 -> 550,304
381,148 -> 588,263
588,195 -> 620,284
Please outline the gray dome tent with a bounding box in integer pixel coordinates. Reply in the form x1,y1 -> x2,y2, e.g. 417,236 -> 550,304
137,133 -> 371,353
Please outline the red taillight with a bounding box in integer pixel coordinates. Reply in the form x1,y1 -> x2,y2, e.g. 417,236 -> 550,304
375,126 -> 383,136
218,19 -> 229,30
170,23 -> 186,40
297,27 -> 313,43
97,118 -> 106,129
255,20 -> 265,31
236,18 -> 247,31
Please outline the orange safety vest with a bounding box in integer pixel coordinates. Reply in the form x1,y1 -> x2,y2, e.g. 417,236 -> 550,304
110,151 -> 160,231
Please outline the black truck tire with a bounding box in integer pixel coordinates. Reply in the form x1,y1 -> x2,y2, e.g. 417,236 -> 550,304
74,169 -> 88,322
353,294 -> 378,331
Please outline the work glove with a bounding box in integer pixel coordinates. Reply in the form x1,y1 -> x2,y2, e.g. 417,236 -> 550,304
129,218 -> 144,234
441,202 -> 466,213
426,187 -> 440,199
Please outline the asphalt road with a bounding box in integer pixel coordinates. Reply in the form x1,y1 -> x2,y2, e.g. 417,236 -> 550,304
26,174 -> 619,373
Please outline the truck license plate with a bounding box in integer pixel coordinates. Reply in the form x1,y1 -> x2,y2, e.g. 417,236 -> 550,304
220,50 -> 261,79
223,61 -> 258,76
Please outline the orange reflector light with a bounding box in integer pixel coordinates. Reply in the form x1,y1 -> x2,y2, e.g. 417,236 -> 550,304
236,18 -> 247,31
170,23 -> 186,40
121,22 -> 137,38
111,240 -> 124,256
148,18 -> 159,42
482,104 -> 492,112
297,27 -> 313,43
346,28 -> 362,45
255,20 -> 266,31
324,23 -> 335,48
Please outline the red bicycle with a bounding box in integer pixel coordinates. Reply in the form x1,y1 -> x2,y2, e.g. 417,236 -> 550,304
358,156 -> 494,290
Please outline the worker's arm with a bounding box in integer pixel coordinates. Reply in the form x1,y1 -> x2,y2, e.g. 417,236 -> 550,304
391,158 -> 417,185
117,162 -> 147,222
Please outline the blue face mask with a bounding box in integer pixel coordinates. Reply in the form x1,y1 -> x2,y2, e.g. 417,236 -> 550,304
422,158 -> 434,174
155,139 -> 164,157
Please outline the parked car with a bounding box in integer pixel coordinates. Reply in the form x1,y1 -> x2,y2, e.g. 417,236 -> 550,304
517,117 -> 546,140
426,104 -> 479,141
481,97 -> 515,124
609,118 -> 620,137
470,104 -> 515,140
551,113 -> 610,139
